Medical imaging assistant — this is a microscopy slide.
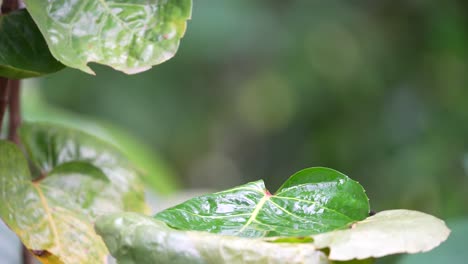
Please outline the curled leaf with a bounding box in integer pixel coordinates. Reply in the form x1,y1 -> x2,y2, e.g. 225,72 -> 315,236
96,212 -> 330,264
311,210 -> 451,260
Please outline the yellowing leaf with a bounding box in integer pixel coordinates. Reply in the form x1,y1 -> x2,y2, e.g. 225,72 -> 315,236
0,123 -> 146,263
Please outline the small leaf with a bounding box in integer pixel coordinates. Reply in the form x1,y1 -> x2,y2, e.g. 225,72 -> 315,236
23,0 -> 192,75
0,9 -> 64,78
155,167 -> 369,237
0,122 -> 146,263
96,212 -> 330,264
311,210 -> 451,261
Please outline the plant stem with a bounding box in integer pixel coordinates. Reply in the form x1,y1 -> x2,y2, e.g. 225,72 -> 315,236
7,80 -> 21,144
1,0 -> 19,14
0,78 -> 9,135
2,0 -> 34,263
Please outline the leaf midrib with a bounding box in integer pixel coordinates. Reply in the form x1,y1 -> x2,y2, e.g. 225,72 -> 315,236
32,182 -> 62,252
237,194 -> 270,234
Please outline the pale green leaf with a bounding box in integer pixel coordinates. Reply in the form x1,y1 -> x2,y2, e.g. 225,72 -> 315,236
23,0 -> 192,74
0,122 -> 146,263
96,212 -> 330,264
311,210 -> 451,261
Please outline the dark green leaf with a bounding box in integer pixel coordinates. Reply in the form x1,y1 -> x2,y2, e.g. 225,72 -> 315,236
23,0 -> 192,74
96,212 -> 330,264
0,122 -> 146,263
0,9 -> 64,79
155,167 -> 369,237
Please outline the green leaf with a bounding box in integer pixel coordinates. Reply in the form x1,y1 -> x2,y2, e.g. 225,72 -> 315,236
0,9 -> 64,78
96,212 -> 331,264
0,122 -> 146,263
397,218 -> 468,264
155,167 -> 369,237
311,210 -> 451,261
95,211 -> 449,264
23,0 -> 192,75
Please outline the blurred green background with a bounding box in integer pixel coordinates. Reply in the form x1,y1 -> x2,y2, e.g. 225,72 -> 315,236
24,1 -> 468,262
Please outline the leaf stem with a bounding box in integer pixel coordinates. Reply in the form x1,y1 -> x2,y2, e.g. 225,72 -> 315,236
0,78 -> 9,135
0,0 -> 19,14
7,80 -> 21,144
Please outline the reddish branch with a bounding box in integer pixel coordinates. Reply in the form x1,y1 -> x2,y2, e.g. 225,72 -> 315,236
0,78 -> 9,133
8,80 -> 21,144
1,0 -> 19,14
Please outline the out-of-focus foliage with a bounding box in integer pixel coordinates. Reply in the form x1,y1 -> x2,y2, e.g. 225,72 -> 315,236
22,82 -> 179,194
39,1 -> 468,261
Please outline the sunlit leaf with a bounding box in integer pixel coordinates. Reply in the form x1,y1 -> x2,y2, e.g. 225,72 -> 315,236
23,0 -> 192,74
96,210 -> 449,263
0,122 -> 146,263
155,167 -> 370,237
311,210 -> 451,261
96,212 -> 330,264
397,218 -> 467,264
0,9 -> 64,79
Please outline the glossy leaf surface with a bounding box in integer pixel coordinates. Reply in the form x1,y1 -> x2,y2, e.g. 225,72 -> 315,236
0,122 -> 146,263
0,9 -> 64,78
23,0 -> 192,74
96,212 -> 330,264
155,167 -> 369,237
311,210 -> 451,260
96,210 -> 449,263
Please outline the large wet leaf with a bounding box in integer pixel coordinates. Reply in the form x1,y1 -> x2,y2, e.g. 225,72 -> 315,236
0,9 -> 64,79
23,0 -> 192,75
95,210 -> 449,263
303,210 -> 450,260
155,167 -> 370,237
0,122 -> 146,263
96,212 -> 330,264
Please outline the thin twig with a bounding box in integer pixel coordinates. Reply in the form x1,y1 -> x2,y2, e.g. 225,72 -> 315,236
1,0 -> 19,14
0,78 -> 9,135
8,80 -> 21,145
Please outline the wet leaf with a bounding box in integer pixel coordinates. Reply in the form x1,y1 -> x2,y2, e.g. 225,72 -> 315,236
0,122 -> 146,263
96,212 -> 330,264
311,210 -> 451,260
0,9 -> 64,79
155,167 -> 370,237
23,0 -> 192,75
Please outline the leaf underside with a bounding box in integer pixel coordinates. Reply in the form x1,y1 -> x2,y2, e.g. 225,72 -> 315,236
23,0 -> 192,75
155,167 -> 370,237
0,122 -> 146,264
0,9 -> 64,79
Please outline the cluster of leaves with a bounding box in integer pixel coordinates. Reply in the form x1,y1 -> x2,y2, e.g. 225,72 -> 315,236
0,0 -> 192,77
0,1 -> 451,263
95,168 -> 450,263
